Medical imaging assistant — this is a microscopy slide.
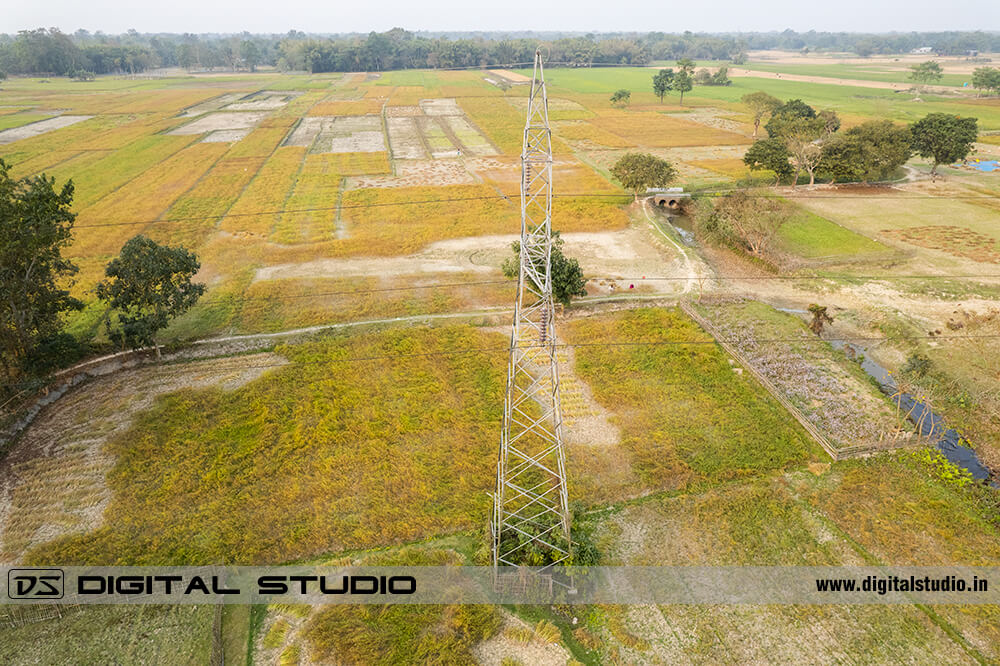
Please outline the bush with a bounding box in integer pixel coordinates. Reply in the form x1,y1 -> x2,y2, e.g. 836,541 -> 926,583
902,353 -> 932,378
21,333 -> 88,376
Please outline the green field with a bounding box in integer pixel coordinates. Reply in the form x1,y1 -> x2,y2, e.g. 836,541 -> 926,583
776,204 -> 894,259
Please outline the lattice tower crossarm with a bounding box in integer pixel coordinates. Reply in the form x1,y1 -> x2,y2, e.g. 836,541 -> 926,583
492,50 -> 571,573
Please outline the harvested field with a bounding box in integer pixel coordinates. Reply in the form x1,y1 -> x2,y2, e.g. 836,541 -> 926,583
419,98 -> 463,116
386,116 -> 427,159
168,111 -> 268,135
419,116 -> 459,157
351,158 -> 475,188
881,225 -> 1000,264
692,299 -> 904,452
179,92 -> 244,117
224,91 -> 301,111
0,353 -> 286,564
0,115 -> 93,144
442,115 -> 498,155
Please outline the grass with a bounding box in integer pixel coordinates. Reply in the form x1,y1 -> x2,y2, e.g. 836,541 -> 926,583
743,60 -> 972,88
563,307 -> 820,495
0,111 -> 54,131
0,605 -> 215,665
589,111 -> 751,147
26,325 -> 507,565
775,204 -> 892,259
518,66 -> 1000,131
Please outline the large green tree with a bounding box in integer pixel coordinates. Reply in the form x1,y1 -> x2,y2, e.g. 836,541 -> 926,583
0,159 -> 81,380
97,235 -> 205,356
652,68 -> 674,103
820,120 -> 912,183
610,153 -> 677,199
743,138 -> 793,184
741,91 -> 782,140
502,231 -> 587,307
909,113 -> 979,177
909,60 -> 944,86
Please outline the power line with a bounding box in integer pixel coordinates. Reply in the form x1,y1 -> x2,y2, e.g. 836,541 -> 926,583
69,190 -> 1000,230
5,331 -> 998,392
184,272 -> 1000,308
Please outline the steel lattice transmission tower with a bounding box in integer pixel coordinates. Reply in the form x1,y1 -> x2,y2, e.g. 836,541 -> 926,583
492,50 -> 571,573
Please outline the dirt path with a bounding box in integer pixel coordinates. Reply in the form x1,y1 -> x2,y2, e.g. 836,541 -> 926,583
728,68 -> 963,94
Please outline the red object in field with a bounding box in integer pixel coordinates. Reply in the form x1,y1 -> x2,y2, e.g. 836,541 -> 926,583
629,284 -> 634,289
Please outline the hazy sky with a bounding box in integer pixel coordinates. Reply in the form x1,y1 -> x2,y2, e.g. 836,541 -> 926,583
6,0 -> 999,35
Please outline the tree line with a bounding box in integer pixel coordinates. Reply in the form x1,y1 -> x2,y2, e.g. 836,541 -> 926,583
741,93 -> 979,184
2,28 -> 1000,77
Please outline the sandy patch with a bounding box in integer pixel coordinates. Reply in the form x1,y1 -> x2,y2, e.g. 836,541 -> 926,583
0,115 -> 93,145
253,227 -> 685,290
488,69 -> 532,83
202,128 -> 252,143
168,111 -> 268,135
351,158 -> 476,188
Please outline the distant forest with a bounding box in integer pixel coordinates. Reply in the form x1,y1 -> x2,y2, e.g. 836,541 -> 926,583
0,28 -> 997,77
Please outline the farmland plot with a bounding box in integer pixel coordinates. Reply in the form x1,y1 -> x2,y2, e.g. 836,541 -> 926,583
0,115 -> 93,144
167,111 -> 269,141
288,116 -> 385,153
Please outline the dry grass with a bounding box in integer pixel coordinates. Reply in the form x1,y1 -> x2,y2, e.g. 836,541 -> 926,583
70,141 -> 228,256
25,325 -> 506,565
881,225 -> 1000,264
590,111 -> 752,147
220,146 -> 305,237
308,99 -> 386,116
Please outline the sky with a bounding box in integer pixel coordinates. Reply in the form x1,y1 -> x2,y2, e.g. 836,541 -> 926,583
5,0 -> 999,35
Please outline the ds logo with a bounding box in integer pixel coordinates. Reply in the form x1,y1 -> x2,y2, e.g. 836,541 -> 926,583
7,569 -> 64,600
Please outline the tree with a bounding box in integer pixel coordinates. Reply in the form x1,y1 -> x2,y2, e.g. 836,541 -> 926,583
239,40 -> 260,72
972,67 -> 1000,96
743,138 -> 793,184
0,159 -> 81,379
97,235 -> 205,356
610,153 -> 677,199
808,304 -> 834,335
770,115 -> 827,186
711,66 -> 731,86
910,113 -> 979,178
741,91 -> 782,140
652,68 -> 674,103
909,60 -> 943,86
693,191 -> 793,257
764,99 -> 816,139
676,58 -> 695,74
674,70 -> 693,105
610,88 -> 631,108
819,120 -> 911,183
502,231 -> 587,307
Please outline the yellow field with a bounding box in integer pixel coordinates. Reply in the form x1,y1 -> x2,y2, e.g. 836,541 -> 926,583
591,111 -> 752,147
